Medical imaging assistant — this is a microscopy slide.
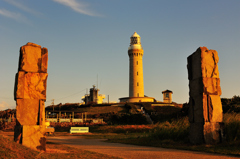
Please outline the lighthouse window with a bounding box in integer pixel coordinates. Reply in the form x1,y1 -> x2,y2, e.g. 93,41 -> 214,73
131,37 -> 138,44
137,82 -> 139,86
137,72 -> 138,75
166,93 -> 169,98
137,61 -> 138,65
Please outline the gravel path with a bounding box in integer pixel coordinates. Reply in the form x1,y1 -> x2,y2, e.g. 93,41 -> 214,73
47,136 -> 239,159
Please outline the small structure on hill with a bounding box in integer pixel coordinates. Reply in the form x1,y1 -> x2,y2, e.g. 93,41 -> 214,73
162,90 -> 173,103
82,85 -> 105,104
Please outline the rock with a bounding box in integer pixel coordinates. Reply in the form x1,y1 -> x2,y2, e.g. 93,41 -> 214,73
14,42 -> 48,151
203,122 -> 223,144
22,125 -> 46,151
201,48 -> 219,78
189,78 -> 221,97
189,122 -> 204,144
187,47 -> 220,80
19,43 -> 42,73
41,48 -> 48,73
207,95 -> 223,122
187,47 -> 223,144
188,96 -> 204,123
202,78 -> 221,95
39,100 -> 45,125
18,42 -> 48,73
16,99 -> 39,125
15,71 -> 48,100
26,42 -> 41,48
14,124 -> 22,143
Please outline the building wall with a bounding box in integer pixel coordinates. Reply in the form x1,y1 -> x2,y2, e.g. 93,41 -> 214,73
129,49 -> 144,97
90,88 -> 98,103
120,97 -> 154,103
163,92 -> 172,103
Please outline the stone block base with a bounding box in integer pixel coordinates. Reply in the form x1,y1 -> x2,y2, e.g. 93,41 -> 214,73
14,125 -> 46,151
204,122 -> 223,144
189,122 -> 204,144
189,122 -> 223,144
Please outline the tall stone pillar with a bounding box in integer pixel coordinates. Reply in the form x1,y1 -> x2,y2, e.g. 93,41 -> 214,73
187,47 -> 223,144
14,42 -> 48,151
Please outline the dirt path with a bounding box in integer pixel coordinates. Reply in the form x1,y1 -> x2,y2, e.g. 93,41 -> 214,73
47,136 -> 239,159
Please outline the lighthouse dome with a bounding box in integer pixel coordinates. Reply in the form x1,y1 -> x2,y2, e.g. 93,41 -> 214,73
131,32 -> 140,38
128,32 -> 142,50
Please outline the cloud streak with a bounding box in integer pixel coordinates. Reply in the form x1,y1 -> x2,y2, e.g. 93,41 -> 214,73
0,101 -> 10,111
0,8 -> 29,23
4,0 -> 42,16
53,0 -> 102,17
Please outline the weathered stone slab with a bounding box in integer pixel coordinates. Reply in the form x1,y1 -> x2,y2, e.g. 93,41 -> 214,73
187,48 -> 202,80
22,125 -> 46,151
189,78 -> 221,97
39,100 -> 45,125
15,71 -> 48,100
202,95 -> 223,123
187,47 -> 220,80
188,96 -> 204,123
19,42 -> 42,73
201,48 -> 219,78
41,48 -> 48,73
209,95 -> 223,122
16,99 -> 39,125
203,78 -> 221,95
189,122 -> 223,144
203,122 -> 223,144
14,42 -> 48,151
188,47 -> 223,144
189,122 -> 204,144
189,78 -> 204,97
14,124 -> 22,143
14,72 -> 24,100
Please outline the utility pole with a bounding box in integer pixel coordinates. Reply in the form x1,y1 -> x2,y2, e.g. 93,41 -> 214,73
51,99 -> 55,112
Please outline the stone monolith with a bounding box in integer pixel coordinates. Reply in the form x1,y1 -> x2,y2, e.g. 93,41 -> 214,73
187,47 -> 223,144
14,42 -> 48,151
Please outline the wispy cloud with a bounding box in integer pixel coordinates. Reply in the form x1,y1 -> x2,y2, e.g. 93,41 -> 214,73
4,0 -> 42,16
0,8 -> 30,24
0,101 -> 10,111
53,0 -> 102,17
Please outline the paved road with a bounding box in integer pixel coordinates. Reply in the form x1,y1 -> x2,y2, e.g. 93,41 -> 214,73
47,136 -> 239,159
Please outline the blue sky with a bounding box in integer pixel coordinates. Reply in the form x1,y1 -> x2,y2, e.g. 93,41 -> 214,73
0,0 -> 239,110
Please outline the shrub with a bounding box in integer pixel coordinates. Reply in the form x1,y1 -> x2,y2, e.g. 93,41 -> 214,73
149,116 -> 189,142
224,113 -> 240,142
108,113 -> 148,125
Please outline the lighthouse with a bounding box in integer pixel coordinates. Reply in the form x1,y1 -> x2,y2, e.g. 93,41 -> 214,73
128,32 -> 144,97
119,32 -> 155,103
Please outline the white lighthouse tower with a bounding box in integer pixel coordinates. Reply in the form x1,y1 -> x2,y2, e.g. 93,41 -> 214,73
119,32 -> 155,103
128,32 -> 144,97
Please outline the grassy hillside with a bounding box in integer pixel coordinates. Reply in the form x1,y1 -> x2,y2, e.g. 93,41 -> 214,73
0,133 -> 120,159
0,134 -> 39,159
